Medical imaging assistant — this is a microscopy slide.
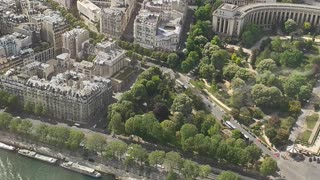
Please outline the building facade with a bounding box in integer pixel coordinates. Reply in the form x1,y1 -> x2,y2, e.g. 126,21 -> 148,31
62,28 -> 90,60
222,0 -> 276,6
133,10 -> 183,50
212,3 -> 320,37
93,41 -> 129,78
77,0 -> 101,23
52,0 -> 77,9
100,0 -> 136,39
90,0 -> 111,7
0,70 -> 112,123
0,32 -> 32,57
133,0 -> 187,51
30,10 -> 69,55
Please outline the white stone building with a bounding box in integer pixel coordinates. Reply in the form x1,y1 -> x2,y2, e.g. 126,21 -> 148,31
0,68 -> 112,123
0,32 -> 32,57
100,0 -> 136,39
77,0 -> 101,23
133,0 -> 187,51
93,41 -> 129,78
212,3 -> 320,37
30,10 -> 69,55
62,27 -> 90,60
222,0 -> 276,6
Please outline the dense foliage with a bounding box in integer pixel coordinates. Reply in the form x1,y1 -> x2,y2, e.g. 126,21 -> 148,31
0,112 -> 212,179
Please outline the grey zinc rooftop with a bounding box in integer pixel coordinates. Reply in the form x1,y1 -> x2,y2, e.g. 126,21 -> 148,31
25,71 -> 110,99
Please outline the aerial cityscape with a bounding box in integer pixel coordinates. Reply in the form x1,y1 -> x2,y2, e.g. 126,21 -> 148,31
0,0 -> 320,179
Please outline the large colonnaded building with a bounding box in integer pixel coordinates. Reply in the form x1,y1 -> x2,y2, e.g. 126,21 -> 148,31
222,0 -> 276,6
212,3 -> 320,37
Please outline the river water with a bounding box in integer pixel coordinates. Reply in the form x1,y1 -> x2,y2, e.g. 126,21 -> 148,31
0,149 -> 114,180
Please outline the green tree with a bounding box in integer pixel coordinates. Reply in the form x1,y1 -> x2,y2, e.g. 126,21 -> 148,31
288,100 -> 301,115
125,144 -> 148,165
211,35 -> 222,47
223,64 -> 241,81
195,4 -> 212,21
210,49 -> 230,71
260,157 -> 278,175
285,19 -> 297,35
109,112 -> 125,135
251,84 -> 283,108
199,63 -> 216,81
218,171 -> 240,180
160,120 -> 177,144
245,144 -> 262,163
180,124 -> 198,141
231,130 -> 242,139
171,94 -> 193,116
256,59 -> 277,73
148,150 -> 166,167
34,124 -> 49,142
9,118 -> 21,133
304,22 -> 312,32
199,165 -> 212,178
241,24 -> 262,47
66,130 -> 84,150
85,133 -> 107,154
164,151 -> 183,170
167,53 -> 179,68
234,68 -> 255,82
48,126 -> 70,147
17,120 -> 32,136
283,74 -> 308,98
181,160 -> 200,179
166,170 -> 178,180
131,84 -> 148,101
299,85 -> 312,101
104,141 -> 127,161
279,49 -> 304,68
0,112 -> 12,129
208,123 -> 221,136
153,103 -> 170,121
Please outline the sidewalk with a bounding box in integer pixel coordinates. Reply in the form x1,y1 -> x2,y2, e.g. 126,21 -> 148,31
202,79 -> 232,112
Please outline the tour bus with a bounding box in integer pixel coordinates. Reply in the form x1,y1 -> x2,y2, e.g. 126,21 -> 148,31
225,121 -> 236,130
175,79 -> 187,89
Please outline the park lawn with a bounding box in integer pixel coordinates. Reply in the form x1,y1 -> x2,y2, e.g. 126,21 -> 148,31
306,114 -> 319,129
298,130 -> 312,144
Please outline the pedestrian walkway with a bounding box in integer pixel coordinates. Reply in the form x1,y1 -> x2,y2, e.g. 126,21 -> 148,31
201,79 -> 232,112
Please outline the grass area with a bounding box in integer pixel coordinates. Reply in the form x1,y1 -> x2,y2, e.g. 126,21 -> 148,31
306,113 -> 319,129
297,130 -> 312,144
113,67 -> 134,81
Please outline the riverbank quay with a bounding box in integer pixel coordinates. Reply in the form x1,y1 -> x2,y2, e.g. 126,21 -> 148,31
0,132 -> 152,180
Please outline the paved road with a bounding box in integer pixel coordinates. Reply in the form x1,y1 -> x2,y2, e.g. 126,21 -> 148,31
145,62 -> 278,160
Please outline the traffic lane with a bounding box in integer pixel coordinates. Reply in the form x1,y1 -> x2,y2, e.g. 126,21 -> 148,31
192,90 -> 225,120
229,119 -> 278,159
177,73 -> 277,158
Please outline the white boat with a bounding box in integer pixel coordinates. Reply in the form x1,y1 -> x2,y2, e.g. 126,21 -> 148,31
18,149 -> 57,164
60,161 -> 101,178
0,142 -> 15,151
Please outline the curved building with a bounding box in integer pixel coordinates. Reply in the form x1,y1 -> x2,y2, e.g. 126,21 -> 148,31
222,0 -> 276,6
212,3 -> 320,37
